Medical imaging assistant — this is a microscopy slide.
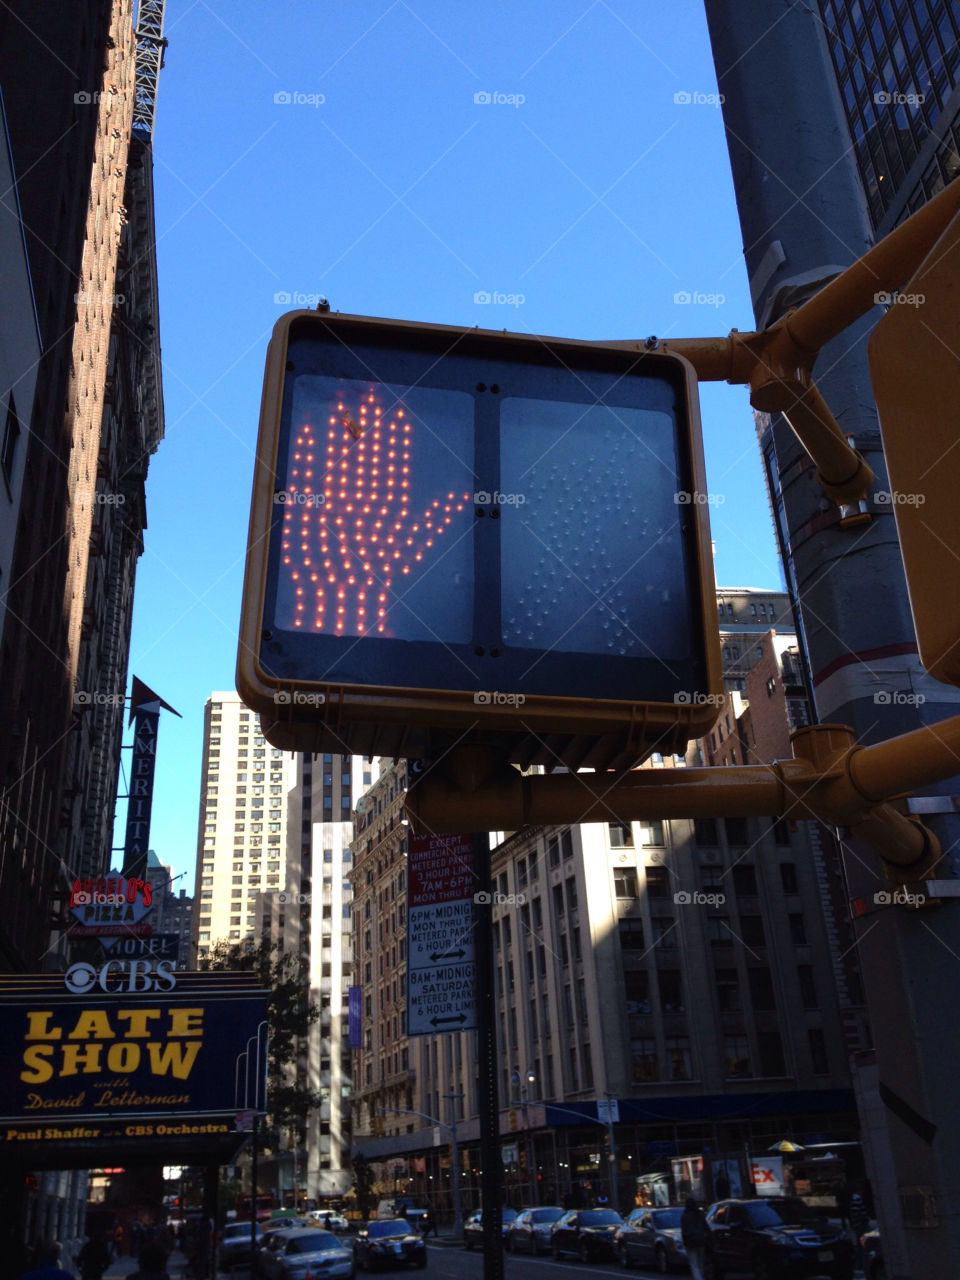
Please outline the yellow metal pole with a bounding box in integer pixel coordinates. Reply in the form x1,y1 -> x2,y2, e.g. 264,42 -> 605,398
786,178 -> 960,354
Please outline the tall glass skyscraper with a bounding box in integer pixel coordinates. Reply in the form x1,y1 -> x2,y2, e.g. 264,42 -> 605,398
817,0 -> 960,228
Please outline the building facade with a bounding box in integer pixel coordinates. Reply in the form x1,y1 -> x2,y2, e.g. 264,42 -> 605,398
191,692 -> 296,957
0,3 -> 167,1270
349,593 -> 862,1215
192,706 -> 375,1203
817,0 -> 960,233
0,0 -> 165,967
257,750 -> 378,1201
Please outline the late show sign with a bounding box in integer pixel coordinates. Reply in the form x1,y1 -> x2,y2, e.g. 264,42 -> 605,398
0,976 -> 268,1122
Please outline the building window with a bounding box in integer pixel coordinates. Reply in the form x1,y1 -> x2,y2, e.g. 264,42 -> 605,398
739,915 -> 765,947
658,969 -> 684,1013
808,1028 -> 829,1074
631,1038 -> 658,1082
725,817 -> 749,846
732,864 -> 757,896
758,1030 -> 786,1076
609,822 -> 634,848
640,820 -> 665,846
613,868 -> 638,898
715,968 -> 741,1011
707,917 -> 733,947
798,964 -> 817,1008
724,1036 -> 751,1077
748,966 -> 776,1011
788,913 -> 807,944
694,818 -> 718,846
618,920 -> 646,951
666,1037 -> 691,1081
780,863 -> 799,894
645,866 -> 670,898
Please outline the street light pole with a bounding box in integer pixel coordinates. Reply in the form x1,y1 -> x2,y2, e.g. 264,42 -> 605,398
376,1102 -> 463,1235
603,1094 -> 618,1214
442,1091 -> 464,1236
511,1069 -> 538,1207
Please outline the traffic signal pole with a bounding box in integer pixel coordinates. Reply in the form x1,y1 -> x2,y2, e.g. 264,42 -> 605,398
703,5 -> 960,1277
473,829 -> 505,1280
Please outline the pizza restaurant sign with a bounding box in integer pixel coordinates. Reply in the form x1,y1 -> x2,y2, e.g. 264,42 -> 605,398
0,978 -> 268,1122
68,871 -> 154,939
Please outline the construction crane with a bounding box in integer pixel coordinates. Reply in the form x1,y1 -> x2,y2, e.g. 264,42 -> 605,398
132,0 -> 167,140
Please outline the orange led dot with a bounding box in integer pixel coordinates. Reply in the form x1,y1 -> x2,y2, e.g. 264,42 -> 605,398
401,565 -> 410,575
415,552 -> 423,561
426,539 -> 433,547
379,593 -> 387,602
294,619 -> 302,627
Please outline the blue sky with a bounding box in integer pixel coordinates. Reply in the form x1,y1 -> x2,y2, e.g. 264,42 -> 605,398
119,0 -> 782,891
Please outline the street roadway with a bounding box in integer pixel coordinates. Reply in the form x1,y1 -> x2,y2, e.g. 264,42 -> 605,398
217,1247 -> 671,1280
408,1247 -> 670,1280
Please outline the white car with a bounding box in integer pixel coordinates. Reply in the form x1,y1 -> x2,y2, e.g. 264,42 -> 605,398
309,1211 -> 350,1233
263,1228 -> 355,1280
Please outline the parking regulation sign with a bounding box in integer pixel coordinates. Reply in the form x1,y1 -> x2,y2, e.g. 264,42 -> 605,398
406,832 -> 477,1036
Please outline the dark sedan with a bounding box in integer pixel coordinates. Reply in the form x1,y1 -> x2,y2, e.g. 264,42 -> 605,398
506,1208 -> 565,1255
704,1197 -> 854,1279
221,1221 -> 263,1268
615,1206 -> 688,1272
551,1209 -> 624,1262
354,1219 -> 427,1271
463,1209 -> 518,1250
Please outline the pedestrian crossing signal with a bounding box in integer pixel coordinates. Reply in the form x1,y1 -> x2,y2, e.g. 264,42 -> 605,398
238,311 -> 722,771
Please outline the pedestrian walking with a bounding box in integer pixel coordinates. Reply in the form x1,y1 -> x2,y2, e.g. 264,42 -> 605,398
837,1186 -> 851,1229
849,1192 -> 870,1269
680,1197 -> 707,1280
77,1235 -> 110,1280
129,1242 -> 169,1280
16,1241 -> 75,1280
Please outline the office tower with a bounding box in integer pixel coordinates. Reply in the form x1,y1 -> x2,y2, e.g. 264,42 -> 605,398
192,692 -> 297,956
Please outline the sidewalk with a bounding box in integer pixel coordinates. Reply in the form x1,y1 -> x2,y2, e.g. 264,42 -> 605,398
103,1250 -> 189,1280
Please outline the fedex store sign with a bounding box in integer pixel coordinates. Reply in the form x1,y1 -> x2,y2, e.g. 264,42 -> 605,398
750,1155 -> 784,1195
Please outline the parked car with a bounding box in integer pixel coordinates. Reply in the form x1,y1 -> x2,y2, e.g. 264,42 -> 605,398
375,1200 -> 431,1231
463,1208 -> 518,1250
221,1221 -> 263,1268
257,1222 -> 309,1276
354,1219 -> 427,1271
704,1197 -> 855,1279
506,1207 -> 565,1255
615,1205 -> 688,1273
260,1228 -> 354,1280
308,1211 -> 350,1233
550,1209 -> 624,1262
